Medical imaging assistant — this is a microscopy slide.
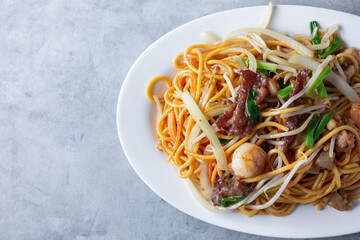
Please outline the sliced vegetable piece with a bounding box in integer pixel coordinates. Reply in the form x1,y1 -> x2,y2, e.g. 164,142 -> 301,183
257,61 -> 277,71
322,36 -> 343,58
278,85 -> 293,99
246,90 -> 261,124
306,66 -> 331,95
310,21 -> 321,55
226,27 -> 314,58
313,113 -> 332,140
216,196 -> 245,207
233,57 -> 277,72
316,82 -> 329,99
180,91 -> 228,172
305,114 -> 320,148
257,68 -> 270,78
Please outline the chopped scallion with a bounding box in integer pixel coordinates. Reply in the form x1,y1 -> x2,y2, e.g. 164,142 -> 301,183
216,196 -> 245,207
306,66 -> 331,95
316,82 -> 329,99
246,90 -> 260,124
277,85 -> 293,99
257,68 -> 270,78
305,114 -> 320,148
310,21 -> 321,55
313,113 -> 332,140
233,57 -> 277,72
321,36 -> 343,58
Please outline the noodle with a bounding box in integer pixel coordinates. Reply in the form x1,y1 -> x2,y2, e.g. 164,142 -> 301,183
146,4 -> 360,217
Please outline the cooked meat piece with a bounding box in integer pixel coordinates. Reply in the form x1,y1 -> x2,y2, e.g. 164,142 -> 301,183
283,69 -> 309,152
335,130 -> 355,153
211,174 -> 255,205
325,191 -> 353,211
315,151 -> 334,170
215,70 -> 269,137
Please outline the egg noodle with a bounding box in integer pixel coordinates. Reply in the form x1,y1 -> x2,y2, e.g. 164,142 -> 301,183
146,3 -> 360,216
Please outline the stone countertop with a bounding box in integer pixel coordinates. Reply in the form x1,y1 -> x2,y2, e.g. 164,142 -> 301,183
2,0 -> 360,239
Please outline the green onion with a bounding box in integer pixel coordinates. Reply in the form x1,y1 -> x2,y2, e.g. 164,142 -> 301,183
313,113 -> 332,140
305,113 -> 332,148
219,138 -> 231,144
216,196 -> 245,207
321,36 -> 343,58
257,61 -> 277,71
310,21 -> 321,55
277,85 -> 293,99
257,68 -> 270,78
246,90 -> 260,124
233,57 -> 277,72
305,114 -> 320,148
316,82 -> 329,99
306,66 -> 331,95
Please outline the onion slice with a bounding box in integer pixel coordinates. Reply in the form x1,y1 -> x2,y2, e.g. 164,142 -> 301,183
180,91 -> 228,172
226,28 -> 314,58
199,163 -> 212,198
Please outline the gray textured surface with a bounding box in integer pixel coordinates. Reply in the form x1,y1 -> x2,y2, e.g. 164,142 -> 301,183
2,0 -> 360,239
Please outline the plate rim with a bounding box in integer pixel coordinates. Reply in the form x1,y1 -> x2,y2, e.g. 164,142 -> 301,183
117,4 -> 360,238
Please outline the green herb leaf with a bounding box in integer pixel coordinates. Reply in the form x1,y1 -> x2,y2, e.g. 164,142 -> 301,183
219,138 -> 231,144
310,21 -> 321,55
306,66 -> 331,95
313,113 -> 332,140
305,114 -> 321,148
246,90 -> 261,124
257,68 -> 270,78
321,36 -> 343,58
277,85 -> 293,99
216,196 -> 245,207
316,82 -> 329,99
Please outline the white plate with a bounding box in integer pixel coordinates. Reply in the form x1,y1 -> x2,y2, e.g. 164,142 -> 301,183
117,5 -> 360,238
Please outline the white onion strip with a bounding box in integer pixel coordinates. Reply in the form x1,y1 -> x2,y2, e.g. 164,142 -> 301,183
306,39 -> 330,50
199,163 -> 212,198
187,123 -> 201,150
230,48 -> 258,71
181,92 -> 228,172
200,31 -> 219,45
321,24 -> 339,44
259,113 -> 315,139
205,107 -> 229,117
334,58 -> 346,82
225,28 -> 314,58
